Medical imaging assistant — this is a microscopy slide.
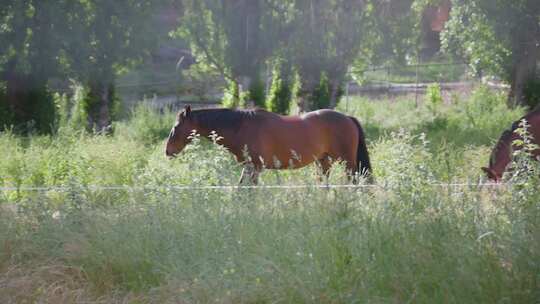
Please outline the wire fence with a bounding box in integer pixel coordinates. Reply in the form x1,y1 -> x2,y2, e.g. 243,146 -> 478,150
115,62 -> 476,96
345,62 -> 479,95
115,61 -> 488,108
0,182 -> 519,192
350,62 -> 471,82
49,61 -> 504,112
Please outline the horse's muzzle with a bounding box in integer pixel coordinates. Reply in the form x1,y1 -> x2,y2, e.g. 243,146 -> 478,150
165,149 -> 177,158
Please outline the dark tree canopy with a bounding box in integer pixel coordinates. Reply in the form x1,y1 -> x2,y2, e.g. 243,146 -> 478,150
0,0 -> 170,132
2,0 -> 538,131
442,0 -> 540,108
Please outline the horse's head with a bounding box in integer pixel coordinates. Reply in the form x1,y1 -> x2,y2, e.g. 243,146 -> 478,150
165,105 -> 196,157
481,166 -> 502,182
482,130 -> 514,182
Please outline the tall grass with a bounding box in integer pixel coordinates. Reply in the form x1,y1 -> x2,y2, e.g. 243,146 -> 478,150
0,85 -> 538,303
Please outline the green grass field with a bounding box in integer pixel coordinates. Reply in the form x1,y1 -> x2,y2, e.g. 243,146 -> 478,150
1,85 -> 539,303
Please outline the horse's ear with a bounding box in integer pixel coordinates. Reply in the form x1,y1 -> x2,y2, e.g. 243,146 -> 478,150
176,110 -> 184,121
177,105 -> 192,121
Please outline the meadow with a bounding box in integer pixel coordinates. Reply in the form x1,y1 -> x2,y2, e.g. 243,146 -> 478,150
0,85 -> 539,303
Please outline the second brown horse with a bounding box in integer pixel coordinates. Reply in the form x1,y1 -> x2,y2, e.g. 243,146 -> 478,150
483,109 -> 540,181
166,106 -> 372,184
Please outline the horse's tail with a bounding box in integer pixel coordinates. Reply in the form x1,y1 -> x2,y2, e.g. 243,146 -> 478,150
349,116 -> 372,180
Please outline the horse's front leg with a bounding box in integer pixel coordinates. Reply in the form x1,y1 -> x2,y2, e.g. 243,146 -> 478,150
239,163 -> 260,185
317,156 -> 332,184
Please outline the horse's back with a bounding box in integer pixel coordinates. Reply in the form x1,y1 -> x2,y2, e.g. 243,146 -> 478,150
265,109 -> 358,141
301,109 -> 349,122
526,110 -> 540,138
510,109 -> 540,143
242,109 -> 358,169
301,109 -> 358,138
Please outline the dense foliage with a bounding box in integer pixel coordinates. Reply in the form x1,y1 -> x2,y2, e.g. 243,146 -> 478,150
266,58 -> 294,114
178,0 -> 423,112
1,0 -> 538,133
0,1 -> 170,133
442,0 -> 540,107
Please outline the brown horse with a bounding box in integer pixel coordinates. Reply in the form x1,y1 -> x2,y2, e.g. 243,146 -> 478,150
165,106 -> 372,184
482,109 -> 540,181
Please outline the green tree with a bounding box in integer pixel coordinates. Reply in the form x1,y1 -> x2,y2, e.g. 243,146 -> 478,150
0,1 -> 170,133
287,0 -> 374,111
266,57 -> 293,114
0,1 -> 73,133
442,0 -> 540,108
178,0 -> 426,112
350,0 -> 437,87
177,0 -> 286,108
365,0 -> 418,65
65,0 -> 167,131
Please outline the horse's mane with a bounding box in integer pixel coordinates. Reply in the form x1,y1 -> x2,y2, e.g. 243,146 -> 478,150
192,108 -> 261,132
489,119 -> 522,167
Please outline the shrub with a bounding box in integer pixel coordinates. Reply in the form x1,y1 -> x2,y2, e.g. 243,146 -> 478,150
461,85 -> 524,134
222,80 -> 246,108
0,87 -> 14,131
182,62 -> 223,101
311,72 -> 331,110
248,75 -> 266,108
114,102 -> 175,145
0,84 -> 56,134
266,60 -> 292,114
523,76 -> 540,109
54,82 -> 90,135
425,83 -> 443,116
83,82 -> 120,132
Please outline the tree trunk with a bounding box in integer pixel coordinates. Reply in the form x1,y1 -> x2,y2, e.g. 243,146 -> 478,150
5,75 -> 24,119
508,41 -> 539,108
98,83 -> 113,132
4,61 -> 26,121
296,76 -> 317,112
328,79 -> 342,109
239,75 -> 251,93
87,80 -> 114,133
239,75 -> 252,107
296,92 -> 309,113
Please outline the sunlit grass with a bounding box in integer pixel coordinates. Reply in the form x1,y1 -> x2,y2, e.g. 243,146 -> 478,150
0,85 -> 538,303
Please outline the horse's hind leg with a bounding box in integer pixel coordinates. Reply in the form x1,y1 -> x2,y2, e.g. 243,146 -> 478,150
346,162 -> 359,184
239,166 -> 251,185
239,163 -> 260,185
317,156 -> 332,183
342,153 -> 359,184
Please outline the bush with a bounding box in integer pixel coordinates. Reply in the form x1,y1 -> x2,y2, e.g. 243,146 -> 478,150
114,102 -> 176,145
523,76 -> 540,109
460,85 -> 524,135
425,83 -> 443,116
182,63 -> 224,101
54,82 -> 90,134
26,87 -> 57,134
311,72 -> 331,110
83,81 -> 120,132
266,60 -> 292,114
0,91 -> 14,131
222,80 -> 246,108
0,83 -> 56,134
248,75 -> 266,108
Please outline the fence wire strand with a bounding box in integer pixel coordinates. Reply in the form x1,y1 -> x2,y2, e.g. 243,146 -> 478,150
0,182 -> 518,192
